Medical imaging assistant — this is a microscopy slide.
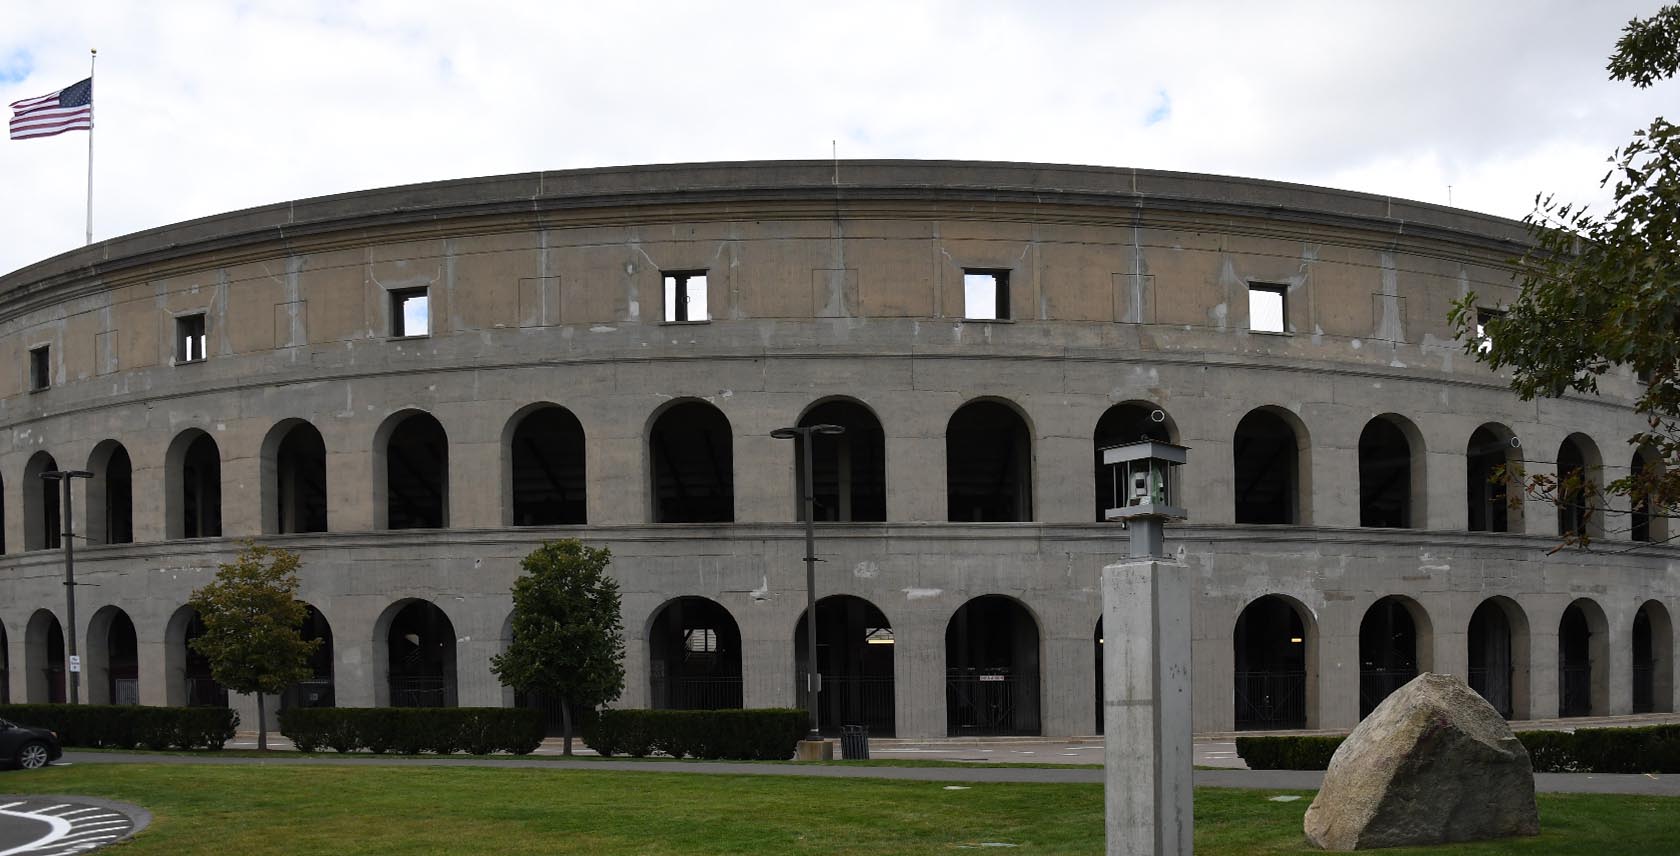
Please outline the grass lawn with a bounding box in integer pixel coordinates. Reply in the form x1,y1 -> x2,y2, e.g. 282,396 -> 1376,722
0,763 -> 1674,855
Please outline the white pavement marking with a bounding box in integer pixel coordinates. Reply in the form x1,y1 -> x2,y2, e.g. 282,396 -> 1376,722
0,808 -> 71,856
0,800 -> 137,856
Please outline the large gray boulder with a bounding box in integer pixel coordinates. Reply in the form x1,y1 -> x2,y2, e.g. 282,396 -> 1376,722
1303,673 -> 1539,850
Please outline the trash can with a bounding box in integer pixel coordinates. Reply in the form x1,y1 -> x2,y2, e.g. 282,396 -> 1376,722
840,724 -> 870,760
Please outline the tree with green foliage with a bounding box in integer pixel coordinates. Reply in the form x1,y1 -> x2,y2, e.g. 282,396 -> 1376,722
188,542 -> 319,750
1451,5 -> 1680,547
491,539 -> 626,755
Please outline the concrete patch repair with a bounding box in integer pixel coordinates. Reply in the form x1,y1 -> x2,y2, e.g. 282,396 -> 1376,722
0,796 -> 147,855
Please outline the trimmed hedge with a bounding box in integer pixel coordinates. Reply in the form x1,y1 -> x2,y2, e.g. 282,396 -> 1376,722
277,707 -> 543,755
583,708 -> 808,760
1234,725 -> 1680,774
0,703 -> 237,750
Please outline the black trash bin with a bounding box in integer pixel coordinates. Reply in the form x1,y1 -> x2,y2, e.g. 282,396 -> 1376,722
840,724 -> 870,760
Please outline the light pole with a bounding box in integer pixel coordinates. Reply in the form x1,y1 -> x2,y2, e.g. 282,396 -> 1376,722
771,422 -> 845,742
40,469 -> 93,705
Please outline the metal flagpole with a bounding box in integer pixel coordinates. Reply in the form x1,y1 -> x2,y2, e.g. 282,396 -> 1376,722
85,48 -> 96,246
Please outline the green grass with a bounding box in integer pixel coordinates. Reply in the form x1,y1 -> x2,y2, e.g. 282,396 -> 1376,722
0,764 -> 1674,854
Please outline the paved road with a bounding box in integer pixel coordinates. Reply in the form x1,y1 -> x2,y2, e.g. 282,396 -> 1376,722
0,796 -> 147,856
56,751 -> 1680,795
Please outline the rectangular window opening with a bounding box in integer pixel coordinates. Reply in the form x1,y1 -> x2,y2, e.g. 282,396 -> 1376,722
28,345 -> 49,391
963,270 -> 1010,320
176,313 -> 207,363
1475,308 -> 1503,355
1248,284 -> 1287,333
391,288 -> 430,337
663,271 -> 709,322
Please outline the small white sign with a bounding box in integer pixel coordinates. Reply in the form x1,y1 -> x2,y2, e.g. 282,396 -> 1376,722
68,662 -> 81,673
979,674 -> 1005,682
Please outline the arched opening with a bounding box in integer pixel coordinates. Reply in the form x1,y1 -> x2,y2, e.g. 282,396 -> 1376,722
181,608 -> 228,707
1233,408 -> 1307,525
87,441 -> 133,545
1234,595 -> 1316,729
264,420 -> 328,534
380,412 -> 449,530
1634,601 -> 1673,714
86,606 -> 139,705
167,430 -> 223,539
945,595 -> 1041,736
1556,435 -> 1602,539
23,452 -> 62,551
649,402 -> 734,523
1631,449 -> 1665,544
1093,402 -> 1175,521
796,399 -> 886,522
382,600 -> 457,707
647,597 -> 743,709
1359,596 -> 1433,718
1467,425 -> 1522,532
1558,598 -> 1609,717
24,610 -> 64,704
946,400 -> 1033,522
1358,415 -> 1421,528
793,595 -> 895,735
1468,597 -> 1530,719
507,404 -> 588,526
282,605 -> 335,710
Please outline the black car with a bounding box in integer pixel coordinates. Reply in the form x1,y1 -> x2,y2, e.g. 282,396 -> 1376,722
0,719 -> 62,770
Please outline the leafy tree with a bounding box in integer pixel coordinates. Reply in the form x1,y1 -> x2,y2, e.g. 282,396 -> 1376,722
491,539 -> 626,755
1450,5 -> 1680,547
188,542 -> 319,750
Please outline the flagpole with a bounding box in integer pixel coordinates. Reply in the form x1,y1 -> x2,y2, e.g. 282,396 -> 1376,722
85,48 -> 96,246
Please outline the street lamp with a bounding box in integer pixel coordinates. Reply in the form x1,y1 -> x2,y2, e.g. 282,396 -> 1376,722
40,469 -> 93,705
771,422 -> 845,742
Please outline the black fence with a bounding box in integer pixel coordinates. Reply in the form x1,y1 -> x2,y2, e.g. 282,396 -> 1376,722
946,673 -> 1039,736
1234,670 -> 1306,730
1468,667 -> 1514,719
389,675 -> 450,708
651,676 -> 743,710
185,676 -> 228,708
284,678 -> 336,709
1358,668 -> 1416,717
1559,665 -> 1592,717
796,673 -> 895,736
1634,664 -> 1655,714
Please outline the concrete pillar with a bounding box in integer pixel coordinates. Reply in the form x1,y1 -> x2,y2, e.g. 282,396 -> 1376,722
1424,448 -> 1465,530
1605,610 -> 1633,716
1319,629 -> 1361,730
1530,629 -> 1559,719
1042,631 -> 1092,737
336,634 -> 376,708
1191,630 -> 1234,733
895,611 -> 945,739
456,635 -> 503,707
1103,557 -> 1191,856
887,436 -> 944,522
1038,435 -> 1089,524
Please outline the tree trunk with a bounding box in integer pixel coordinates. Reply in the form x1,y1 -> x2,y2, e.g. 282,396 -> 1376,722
561,697 -> 573,756
256,693 -> 267,751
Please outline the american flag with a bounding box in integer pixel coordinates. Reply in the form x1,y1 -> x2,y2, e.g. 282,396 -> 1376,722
9,78 -> 93,140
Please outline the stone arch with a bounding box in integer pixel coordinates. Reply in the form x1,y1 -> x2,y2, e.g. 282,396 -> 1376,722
23,451 -> 61,551
1358,594 -> 1435,718
793,594 -> 896,735
646,596 -> 743,709
1556,433 -> 1604,540
1467,423 -> 1523,532
24,609 -> 64,704
373,598 -> 458,707
1358,414 -> 1425,528
164,604 -> 226,707
503,402 -> 588,527
1233,594 -> 1320,729
793,397 -> 886,522
647,400 -> 734,524
85,605 -> 139,705
1092,401 -> 1177,521
86,440 -> 134,545
946,398 -> 1034,522
1630,447 -> 1666,544
1232,406 -> 1312,525
945,594 -> 1041,736
1558,597 -> 1610,717
373,410 -> 450,530
261,419 -> 329,535
1467,596 -> 1531,720
165,429 -> 222,539
281,604 -> 335,709
1634,600 -> 1673,714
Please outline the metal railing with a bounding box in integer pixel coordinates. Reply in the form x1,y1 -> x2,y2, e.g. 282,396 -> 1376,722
1633,664 -> 1655,714
797,672 -> 896,736
287,678 -> 336,709
390,675 -> 450,708
946,673 -> 1040,736
185,676 -> 227,708
1467,667 -> 1514,719
1234,670 -> 1306,730
1559,665 -> 1592,717
650,676 -> 743,710
111,678 -> 140,706
1359,668 -> 1416,716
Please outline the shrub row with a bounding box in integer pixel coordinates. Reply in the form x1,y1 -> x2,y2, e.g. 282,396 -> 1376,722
0,703 -> 236,750
277,707 -> 543,755
583,708 -> 807,760
1235,725 -> 1680,773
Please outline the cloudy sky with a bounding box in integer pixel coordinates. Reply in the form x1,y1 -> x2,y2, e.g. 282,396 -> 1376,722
1,1 -> 1673,277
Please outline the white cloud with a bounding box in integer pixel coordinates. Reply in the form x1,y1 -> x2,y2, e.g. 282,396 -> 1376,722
0,0 -> 1672,276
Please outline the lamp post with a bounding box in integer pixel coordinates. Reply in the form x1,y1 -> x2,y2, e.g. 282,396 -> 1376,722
771,422 -> 845,742
40,469 -> 94,705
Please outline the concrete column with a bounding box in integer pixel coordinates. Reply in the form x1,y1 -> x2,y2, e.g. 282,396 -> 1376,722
1310,442 -> 1357,529
887,436 -> 945,523
1042,631 -> 1093,737
895,610 -> 946,739
456,635 -> 503,707
589,433 -> 645,525
1037,435 -> 1089,524
1318,629 -> 1361,730
1191,630 -> 1234,733
336,634 -> 376,708
220,454 -> 261,537
734,433 -> 788,525
1530,629 -> 1559,719
1605,610 -> 1634,716
1103,557 -> 1191,856
617,635 -> 649,709
742,636 -> 789,711
1424,448 -> 1466,530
